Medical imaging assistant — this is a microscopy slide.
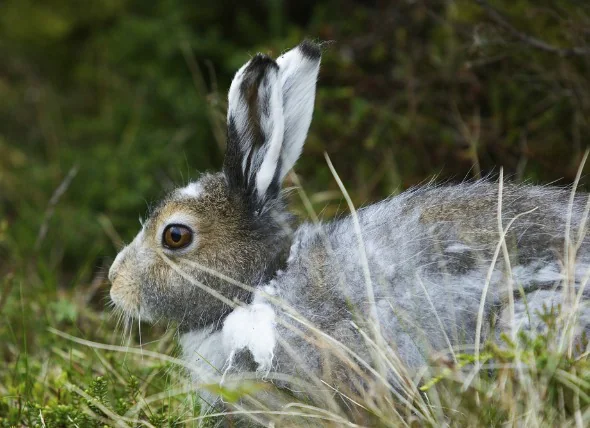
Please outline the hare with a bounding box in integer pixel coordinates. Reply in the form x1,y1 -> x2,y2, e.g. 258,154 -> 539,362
109,40 -> 590,411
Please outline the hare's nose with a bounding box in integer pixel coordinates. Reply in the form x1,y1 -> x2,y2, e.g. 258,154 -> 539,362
109,247 -> 128,283
108,262 -> 118,283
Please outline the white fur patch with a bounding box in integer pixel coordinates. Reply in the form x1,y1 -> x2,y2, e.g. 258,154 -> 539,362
227,58 -> 285,201
227,62 -> 252,176
510,262 -> 590,287
512,263 -> 564,285
255,71 -> 285,199
180,328 -> 226,412
181,327 -> 226,380
534,264 -> 565,283
177,181 -> 204,198
254,284 -> 278,300
276,44 -> 321,180
446,243 -> 472,253
222,303 -> 277,374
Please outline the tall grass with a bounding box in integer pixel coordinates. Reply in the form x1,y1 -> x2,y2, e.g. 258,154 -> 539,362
3,159 -> 588,427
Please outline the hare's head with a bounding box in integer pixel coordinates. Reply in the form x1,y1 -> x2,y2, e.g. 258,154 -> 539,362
108,41 -> 321,330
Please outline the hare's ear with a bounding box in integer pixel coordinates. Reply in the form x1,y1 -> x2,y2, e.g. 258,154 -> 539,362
223,42 -> 321,209
276,40 -> 321,181
224,54 -> 285,208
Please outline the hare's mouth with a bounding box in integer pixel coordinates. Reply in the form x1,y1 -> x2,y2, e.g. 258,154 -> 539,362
110,293 -> 154,326
109,279 -> 147,320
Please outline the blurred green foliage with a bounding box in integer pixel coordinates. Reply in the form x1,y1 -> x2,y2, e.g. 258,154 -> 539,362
0,0 -> 589,424
1,0 -> 589,277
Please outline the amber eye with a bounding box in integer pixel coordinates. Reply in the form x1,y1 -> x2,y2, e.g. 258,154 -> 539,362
162,224 -> 193,249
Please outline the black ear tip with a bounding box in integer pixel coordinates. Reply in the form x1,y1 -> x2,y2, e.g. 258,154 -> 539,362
298,40 -> 322,60
248,53 -> 279,72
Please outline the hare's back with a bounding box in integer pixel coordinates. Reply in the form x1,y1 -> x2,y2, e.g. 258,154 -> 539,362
271,182 -> 590,367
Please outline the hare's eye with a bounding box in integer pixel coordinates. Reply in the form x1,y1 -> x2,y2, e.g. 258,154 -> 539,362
163,225 -> 192,249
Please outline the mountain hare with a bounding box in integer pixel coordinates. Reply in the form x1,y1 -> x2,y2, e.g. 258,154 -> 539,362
109,41 -> 590,410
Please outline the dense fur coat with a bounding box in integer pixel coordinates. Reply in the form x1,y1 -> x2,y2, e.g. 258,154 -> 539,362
182,182 -> 590,389
109,41 -> 590,410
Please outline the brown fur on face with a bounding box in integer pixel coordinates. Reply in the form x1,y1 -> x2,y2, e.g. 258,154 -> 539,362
110,42 -> 321,332
109,172 -> 292,330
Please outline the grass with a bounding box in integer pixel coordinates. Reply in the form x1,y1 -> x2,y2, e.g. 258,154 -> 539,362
3,166 -> 590,427
2,308 -> 589,426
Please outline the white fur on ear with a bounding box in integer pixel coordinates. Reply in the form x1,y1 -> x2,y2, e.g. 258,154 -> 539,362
255,70 -> 285,200
226,55 -> 285,203
276,41 -> 322,180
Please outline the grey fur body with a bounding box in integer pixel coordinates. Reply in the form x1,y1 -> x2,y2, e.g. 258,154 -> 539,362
258,182 -> 590,376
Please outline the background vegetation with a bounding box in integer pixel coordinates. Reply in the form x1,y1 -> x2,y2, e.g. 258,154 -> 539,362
1,0 -> 589,425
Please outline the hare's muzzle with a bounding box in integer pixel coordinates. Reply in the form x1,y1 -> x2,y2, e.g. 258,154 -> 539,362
108,242 -> 142,317
108,246 -> 127,284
